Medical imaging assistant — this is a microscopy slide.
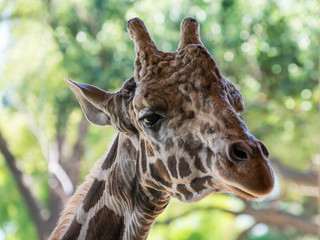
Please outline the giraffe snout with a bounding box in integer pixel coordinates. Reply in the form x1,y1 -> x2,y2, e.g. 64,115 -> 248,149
221,140 -> 274,199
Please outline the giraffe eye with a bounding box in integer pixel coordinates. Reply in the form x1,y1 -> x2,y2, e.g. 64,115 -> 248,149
140,113 -> 162,130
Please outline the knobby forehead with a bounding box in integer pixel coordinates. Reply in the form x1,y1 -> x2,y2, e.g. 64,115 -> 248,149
133,44 -> 241,113
126,17 -> 244,115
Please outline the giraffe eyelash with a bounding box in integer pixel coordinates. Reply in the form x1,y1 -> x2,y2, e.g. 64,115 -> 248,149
139,112 -> 163,130
238,112 -> 248,120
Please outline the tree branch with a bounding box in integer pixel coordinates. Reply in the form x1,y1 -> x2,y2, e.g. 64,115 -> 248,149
64,116 -> 88,187
236,223 -> 258,240
271,158 -> 318,186
244,205 -> 318,235
14,97 -> 75,197
0,132 -> 46,240
71,2 -> 98,36
45,183 -> 65,236
154,205 -> 241,226
155,204 -> 319,235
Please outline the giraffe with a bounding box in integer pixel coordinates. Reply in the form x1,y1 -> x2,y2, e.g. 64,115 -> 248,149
49,17 -> 274,240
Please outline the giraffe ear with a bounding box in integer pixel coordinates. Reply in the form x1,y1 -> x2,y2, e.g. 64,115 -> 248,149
223,77 -> 245,114
65,78 -> 112,126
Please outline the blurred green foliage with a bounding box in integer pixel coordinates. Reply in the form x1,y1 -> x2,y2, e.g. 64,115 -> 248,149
0,0 -> 319,239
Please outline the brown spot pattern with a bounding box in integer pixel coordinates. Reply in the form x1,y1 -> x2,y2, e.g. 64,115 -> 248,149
145,179 -> 166,191
165,138 -> 174,151
180,139 -> 207,173
194,156 -> 207,173
62,218 -> 82,240
178,157 -> 191,178
140,140 -> 147,173
184,141 -> 202,160
178,139 -> 184,148
167,155 -> 178,178
154,143 -> 161,152
201,123 -> 216,135
190,176 -> 212,192
177,184 -> 193,200
86,206 -> 124,240
177,184 -> 192,195
150,159 -> 172,187
175,193 -> 183,200
185,111 -> 195,120
206,148 -> 213,169
122,138 -> 137,157
102,134 -> 119,170
146,141 -> 155,157
83,179 -> 105,212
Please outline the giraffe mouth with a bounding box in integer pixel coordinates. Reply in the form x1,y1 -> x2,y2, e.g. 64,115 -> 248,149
225,184 -> 259,199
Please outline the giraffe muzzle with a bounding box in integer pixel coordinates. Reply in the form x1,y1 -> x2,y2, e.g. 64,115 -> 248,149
222,140 -> 274,199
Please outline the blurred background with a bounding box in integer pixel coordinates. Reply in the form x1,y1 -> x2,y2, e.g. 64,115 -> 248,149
0,0 -> 319,239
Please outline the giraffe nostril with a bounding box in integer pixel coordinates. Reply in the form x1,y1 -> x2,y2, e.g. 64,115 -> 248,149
233,147 -> 248,159
259,141 -> 270,158
228,141 -> 251,163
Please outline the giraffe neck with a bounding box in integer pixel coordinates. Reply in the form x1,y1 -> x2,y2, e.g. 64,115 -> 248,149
62,133 -> 171,240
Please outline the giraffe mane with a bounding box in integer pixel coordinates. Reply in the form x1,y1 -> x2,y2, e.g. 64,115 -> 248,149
49,154 -> 106,239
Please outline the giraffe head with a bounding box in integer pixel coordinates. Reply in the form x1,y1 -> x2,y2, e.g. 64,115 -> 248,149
66,18 -> 274,203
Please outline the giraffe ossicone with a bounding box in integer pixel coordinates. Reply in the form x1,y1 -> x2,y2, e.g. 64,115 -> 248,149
50,17 -> 274,240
